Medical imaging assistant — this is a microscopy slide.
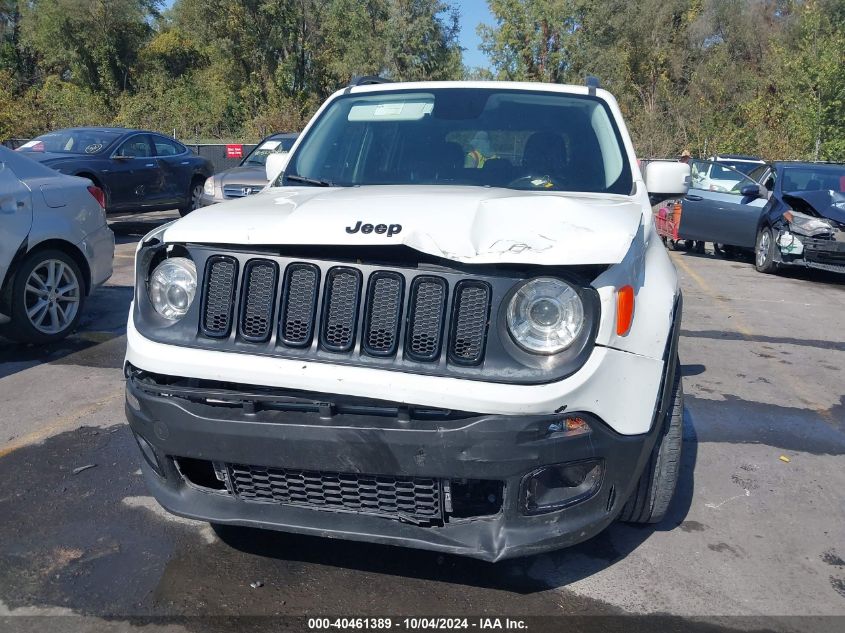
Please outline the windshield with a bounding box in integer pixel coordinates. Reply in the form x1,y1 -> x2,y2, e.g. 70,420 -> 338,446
242,137 -> 297,166
781,166 -> 845,193
16,130 -> 122,155
283,88 -> 633,194
719,160 -> 762,175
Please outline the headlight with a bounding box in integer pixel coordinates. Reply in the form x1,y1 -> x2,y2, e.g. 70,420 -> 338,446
783,210 -> 833,237
507,277 -> 585,354
149,257 -> 197,320
203,177 -> 215,197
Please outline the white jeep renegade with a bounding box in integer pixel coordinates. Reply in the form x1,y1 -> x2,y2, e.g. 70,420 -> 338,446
125,80 -> 690,561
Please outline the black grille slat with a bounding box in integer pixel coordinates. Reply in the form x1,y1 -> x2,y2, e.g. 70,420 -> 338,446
279,263 -> 320,347
320,267 -> 362,352
239,260 -> 278,342
449,281 -> 491,365
201,257 -> 237,337
363,272 -> 404,356
406,277 -> 447,362
228,463 -> 441,522
198,256 -> 496,368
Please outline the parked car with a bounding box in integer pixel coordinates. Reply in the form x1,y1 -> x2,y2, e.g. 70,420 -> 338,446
680,159 -> 769,250
709,154 -> 765,175
0,145 -> 114,343
749,161 -> 845,275
124,78 -> 691,561
16,128 -> 213,216
200,132 -> 298,206
680,160 -> 845,275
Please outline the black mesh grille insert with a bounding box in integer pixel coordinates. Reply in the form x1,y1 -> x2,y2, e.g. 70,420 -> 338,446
449,281 -> 490,365
321,267 -> 362,352
363,272 -> 404,356
279,263 -> 320,347
201,257 -> 237,337
406,277 -> 447,361
239,260 -> 277,342
228,463 -> 441,523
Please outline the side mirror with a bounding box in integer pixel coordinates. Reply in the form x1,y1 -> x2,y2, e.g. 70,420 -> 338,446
265,152 -> 290,183
644,161 -> 690,204
740,184 -> 762,198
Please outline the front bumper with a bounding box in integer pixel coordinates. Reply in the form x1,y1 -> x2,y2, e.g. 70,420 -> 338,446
779,232 -> 845,274
125,368 -> 663,561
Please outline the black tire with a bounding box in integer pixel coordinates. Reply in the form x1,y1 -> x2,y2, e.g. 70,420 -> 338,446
666,239 -> 680,251
5,249 -> 86,344
754,226 -> 778,274
179,177 -> 205,217
618,364 -> 683,524
714,243 -> 731,258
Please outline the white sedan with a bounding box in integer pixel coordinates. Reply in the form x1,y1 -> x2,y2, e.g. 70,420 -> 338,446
0,145 -> 114,343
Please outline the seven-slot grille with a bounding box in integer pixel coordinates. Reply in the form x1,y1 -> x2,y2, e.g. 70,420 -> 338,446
199,259 -> 491,366
227,463 -> 442,522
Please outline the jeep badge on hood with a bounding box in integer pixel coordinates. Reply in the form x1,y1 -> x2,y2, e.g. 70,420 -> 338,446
346,220 -> 402,237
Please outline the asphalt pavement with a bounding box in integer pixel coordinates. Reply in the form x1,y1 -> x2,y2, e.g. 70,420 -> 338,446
0,213 -> 843,632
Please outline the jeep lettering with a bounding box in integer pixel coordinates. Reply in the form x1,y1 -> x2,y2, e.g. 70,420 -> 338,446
346,221 -> 402,237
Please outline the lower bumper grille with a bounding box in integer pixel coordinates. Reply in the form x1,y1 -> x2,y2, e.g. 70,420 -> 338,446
227,463 -> 442,524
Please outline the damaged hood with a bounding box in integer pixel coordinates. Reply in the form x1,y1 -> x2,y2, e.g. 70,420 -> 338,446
164,185 -> 644,265
783,190 -> 845,226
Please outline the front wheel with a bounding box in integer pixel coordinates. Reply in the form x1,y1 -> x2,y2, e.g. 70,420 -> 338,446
5,249 -> 85,344
618,364 -> 683,524
179,179 -> 205,217
755,226 -> 778,274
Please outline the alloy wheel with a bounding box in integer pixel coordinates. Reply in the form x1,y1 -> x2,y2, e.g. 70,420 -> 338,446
191,184 -> 204,210
24,259 -> 81,335
756,231 -> 770,268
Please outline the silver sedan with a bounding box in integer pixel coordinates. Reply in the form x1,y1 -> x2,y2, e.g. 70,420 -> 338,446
0,145 -> 114,343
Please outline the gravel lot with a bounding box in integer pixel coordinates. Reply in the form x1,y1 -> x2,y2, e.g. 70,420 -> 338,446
0,212 -> 843,632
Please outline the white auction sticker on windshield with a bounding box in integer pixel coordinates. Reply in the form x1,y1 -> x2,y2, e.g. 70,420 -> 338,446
258,140 -> 281,150
374,103 -> 405,116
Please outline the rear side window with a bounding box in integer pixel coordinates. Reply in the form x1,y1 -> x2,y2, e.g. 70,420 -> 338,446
153,136 -> 186,156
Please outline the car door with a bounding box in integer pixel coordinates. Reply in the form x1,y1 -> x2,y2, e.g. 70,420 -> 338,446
151,135 -> 192,206
680,160 -> 766,247
107,134 -> 163,211
0,160 -> 33,288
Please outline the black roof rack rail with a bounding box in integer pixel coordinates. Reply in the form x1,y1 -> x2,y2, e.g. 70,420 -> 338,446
348,75 -> 391,87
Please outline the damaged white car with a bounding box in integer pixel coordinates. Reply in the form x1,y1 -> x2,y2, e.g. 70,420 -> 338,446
124,79 -> 690,561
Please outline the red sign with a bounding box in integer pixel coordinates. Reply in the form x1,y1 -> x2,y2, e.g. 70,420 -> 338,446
226,144 -> 244,159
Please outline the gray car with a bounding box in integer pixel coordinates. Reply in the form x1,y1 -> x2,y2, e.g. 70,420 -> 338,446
679,159 -> 769,249
200,132 -> 298,206
0,145 -> 114,343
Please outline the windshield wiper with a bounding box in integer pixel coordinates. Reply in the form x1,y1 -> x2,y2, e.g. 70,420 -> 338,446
286,174 -> 334,187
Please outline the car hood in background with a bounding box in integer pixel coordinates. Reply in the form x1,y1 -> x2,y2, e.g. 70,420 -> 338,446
165,185 -> 644,265
783,191 -> 845,226
218,165 -> 269,187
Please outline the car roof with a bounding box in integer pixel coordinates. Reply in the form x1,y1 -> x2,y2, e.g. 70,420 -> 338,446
267,132 -> 299,140
45,127 -> 178,138
772,161 -> 845,168
712,154 -> 764,161
340,80 -> 608,100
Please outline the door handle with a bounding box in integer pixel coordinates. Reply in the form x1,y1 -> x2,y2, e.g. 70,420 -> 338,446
180,161 -> 189,165
145,163 -> 155,167
684,194 -> 703,201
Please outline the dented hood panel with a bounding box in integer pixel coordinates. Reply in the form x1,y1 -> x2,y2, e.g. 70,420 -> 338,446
164,185 -> 643,265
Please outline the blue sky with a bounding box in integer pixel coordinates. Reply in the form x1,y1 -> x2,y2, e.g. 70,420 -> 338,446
455,0 -> 494,69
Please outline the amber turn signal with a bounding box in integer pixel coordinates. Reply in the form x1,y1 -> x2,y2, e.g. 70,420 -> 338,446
616,285 -> 634,336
